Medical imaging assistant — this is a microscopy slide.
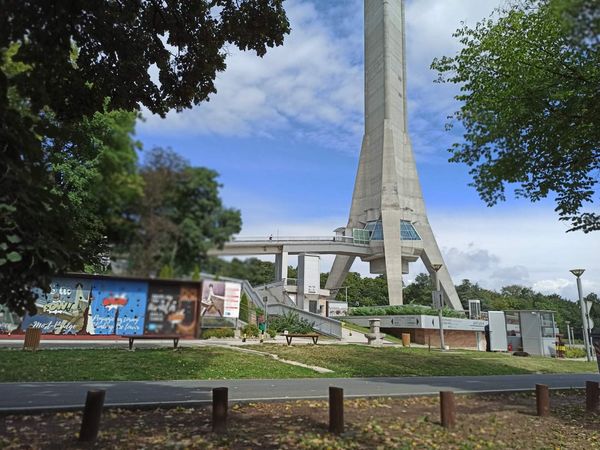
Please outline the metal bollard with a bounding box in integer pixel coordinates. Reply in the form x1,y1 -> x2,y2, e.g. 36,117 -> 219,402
440,391 -> 456,428
212,387 -> 228,433
329,387 -> 344,434
586,381 -> 599,412
79,390 -> 106,442
536,384 -> 550,417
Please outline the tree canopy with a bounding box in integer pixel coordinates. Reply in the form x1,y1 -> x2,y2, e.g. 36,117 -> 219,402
128,147 -> 241,277
431,0 -> 599,232
1,1 -> 290,314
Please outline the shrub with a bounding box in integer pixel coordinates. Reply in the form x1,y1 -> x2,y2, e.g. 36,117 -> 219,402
267,328 -> 277,338
201,328 -> 234,339
242,323 -> 260,337
269,311 -> 314,334
239,293 -> 250,323
564,346 -> 586,358
349,305 -> 464,318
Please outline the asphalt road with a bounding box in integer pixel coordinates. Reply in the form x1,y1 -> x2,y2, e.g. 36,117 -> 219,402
1,373 -> 597,414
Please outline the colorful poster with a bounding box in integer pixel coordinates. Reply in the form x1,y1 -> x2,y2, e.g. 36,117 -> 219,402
21,278 -> 91,334
86,279 -> 148,335
0,305 -> 21,334
144,284 -> 199,336
201,281 -> 241,319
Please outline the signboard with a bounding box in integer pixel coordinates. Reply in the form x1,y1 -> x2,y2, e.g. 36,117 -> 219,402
327,301 -> 348,317
592,334 -> 600,374
87,279 -> 148,335
201,281 -> 241,319
21,278 -> 91,334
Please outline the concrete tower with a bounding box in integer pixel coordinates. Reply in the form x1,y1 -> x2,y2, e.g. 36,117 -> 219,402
325,0 -> 462,309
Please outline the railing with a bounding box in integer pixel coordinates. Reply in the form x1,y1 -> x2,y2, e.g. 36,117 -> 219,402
267,303 -> 342,339
229,235 -> 368,246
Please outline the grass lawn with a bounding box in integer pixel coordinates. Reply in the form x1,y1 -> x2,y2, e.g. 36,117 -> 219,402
0,345 -> 595,382
341,321 -> 403,344
0,347 -> 316,382
248,344 -> 596,377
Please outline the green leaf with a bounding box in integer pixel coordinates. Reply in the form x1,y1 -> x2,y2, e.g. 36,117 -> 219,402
6,252 -> 22,263
0,258 -> 6,266
6,235 -> 21,244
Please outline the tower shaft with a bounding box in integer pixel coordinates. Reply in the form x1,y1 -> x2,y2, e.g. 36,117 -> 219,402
326,0 -> 462,310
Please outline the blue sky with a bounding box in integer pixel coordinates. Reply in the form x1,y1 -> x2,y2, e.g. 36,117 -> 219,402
137,0 -> 599,300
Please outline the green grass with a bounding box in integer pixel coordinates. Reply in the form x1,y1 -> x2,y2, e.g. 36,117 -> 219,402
0,345 -> 595,382
247,344 -> 597,377
0,347 -> 316,382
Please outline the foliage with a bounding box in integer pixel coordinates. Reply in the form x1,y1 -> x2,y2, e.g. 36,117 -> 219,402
158,265 -> 175,279
332,272 -> 389,307
564,346 -> 586,359
1,1 -> 289,314
191,265 -> 201,282
431,0 -> 600,232
239,293 -> 250,323
242,323 -> 260,337
205,257 -> 275,286
403,273 -> 433,306
128,147 -> 241,277
267,328 -> 277,338
268,311 -> 314,334
349,305 -> 464,318
201,328 -> 235,339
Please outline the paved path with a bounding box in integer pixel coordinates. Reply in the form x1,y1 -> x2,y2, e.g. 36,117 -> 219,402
1,373 -> 597,413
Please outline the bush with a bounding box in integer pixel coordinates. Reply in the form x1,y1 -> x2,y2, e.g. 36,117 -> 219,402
201,328 -> 235,339
564,346 -> 587,358
267,328 -> 277,338
269,311 -> 314,334
239,293 -> 250,323
349,305 -> 464,318
242,323 -> 260,337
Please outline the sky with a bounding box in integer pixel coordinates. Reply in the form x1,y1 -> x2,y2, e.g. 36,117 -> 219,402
137,0 -> 599,301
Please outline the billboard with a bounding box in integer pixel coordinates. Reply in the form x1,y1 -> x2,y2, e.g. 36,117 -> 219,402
327,301 -> 348,317
20,278 -> 91,334
201,281 -> 241,319
0,306 -> 21,334
144,283 -> 199,336
87,279 -> 148,335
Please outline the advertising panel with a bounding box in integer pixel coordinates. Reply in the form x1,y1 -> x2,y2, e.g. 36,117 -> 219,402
144,283 -> 199,336
87,279 -> 148,335
20,278 -> 91,334
0,306 -> 21,334
327,301 -> 348,317
201,281 -> 241,319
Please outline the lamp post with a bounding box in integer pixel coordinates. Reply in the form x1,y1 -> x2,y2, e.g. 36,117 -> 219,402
432,264 -> 445,351
565,321 -> 572,346
570,269 -> 592,362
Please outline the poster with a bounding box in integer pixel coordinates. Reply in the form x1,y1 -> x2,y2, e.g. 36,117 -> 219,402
144,284 -> 199,336
327,301 -> 348,317
201,281 -> 241,319
0,305 -> 21,334
21,278 -> 91,334
87,279 -> 148,335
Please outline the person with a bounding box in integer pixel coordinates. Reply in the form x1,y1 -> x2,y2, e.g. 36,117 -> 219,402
269,234 -> 273,241
201,284 -> 225,317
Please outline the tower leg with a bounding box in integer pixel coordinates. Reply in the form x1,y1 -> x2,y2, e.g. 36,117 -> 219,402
325,255 -> 355,297
418,225 -> 463,311
381,210 -> 404,305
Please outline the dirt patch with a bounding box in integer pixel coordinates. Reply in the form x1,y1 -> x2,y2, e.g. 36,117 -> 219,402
1,391 -> 599,449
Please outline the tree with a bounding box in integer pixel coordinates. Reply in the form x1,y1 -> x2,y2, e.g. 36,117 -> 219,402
431,0 -> 600,232
403,273 -> 433,306
1,1 -> 289,314
128,147 -> 241,277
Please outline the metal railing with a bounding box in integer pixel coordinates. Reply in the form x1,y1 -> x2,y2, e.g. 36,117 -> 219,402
229,235 -> 368,246
267,303 -> 342,339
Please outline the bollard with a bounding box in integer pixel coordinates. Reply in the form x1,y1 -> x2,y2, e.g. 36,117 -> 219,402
212,387 -> 228,433
536,384 -> 550,417
79,390 -> 106,442
440,391 -> 456,428
329,387 -> 344,434
586,381 -> 599,412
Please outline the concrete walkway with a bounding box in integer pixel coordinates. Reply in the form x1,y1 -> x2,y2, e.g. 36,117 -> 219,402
0,373 -> 596,414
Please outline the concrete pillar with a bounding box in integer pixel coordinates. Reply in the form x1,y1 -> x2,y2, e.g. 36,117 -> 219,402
274,250 -> 288,282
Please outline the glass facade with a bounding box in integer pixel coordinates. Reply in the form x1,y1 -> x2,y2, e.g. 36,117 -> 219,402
359,220 -> 421,242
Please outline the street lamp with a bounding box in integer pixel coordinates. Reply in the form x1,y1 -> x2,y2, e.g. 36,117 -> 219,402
570,269 -> 592,362
431,264 -> 445,351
